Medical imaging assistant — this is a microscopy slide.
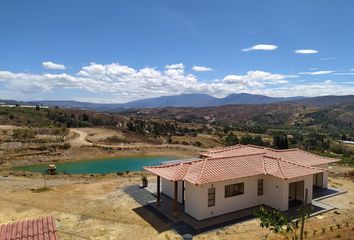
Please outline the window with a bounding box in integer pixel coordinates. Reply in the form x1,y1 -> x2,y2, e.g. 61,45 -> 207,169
208,188 -> 215,207
257,179 -> 264,196
225,183 -> 244,198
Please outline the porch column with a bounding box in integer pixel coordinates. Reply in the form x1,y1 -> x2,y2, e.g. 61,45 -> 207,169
182,181 -> 185,205
157,176 -> 161,203
173,181 -> 178,215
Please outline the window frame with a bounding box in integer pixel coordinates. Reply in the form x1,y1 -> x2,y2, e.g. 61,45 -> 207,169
257,179 -> 264,196
225,182 -> 244,198
208,187 -> 215,207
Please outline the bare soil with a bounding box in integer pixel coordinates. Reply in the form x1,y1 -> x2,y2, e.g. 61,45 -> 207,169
0,166 -> 353,240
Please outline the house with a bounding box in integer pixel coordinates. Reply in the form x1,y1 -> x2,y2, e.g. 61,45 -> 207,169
144,144 -> 339,220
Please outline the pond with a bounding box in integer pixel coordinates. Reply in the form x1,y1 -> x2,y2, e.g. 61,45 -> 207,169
14,155 -> 177,174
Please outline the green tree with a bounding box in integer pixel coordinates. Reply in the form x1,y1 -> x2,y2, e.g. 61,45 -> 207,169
225,133 -> 239,146
255,205 -> 311,240
273,133 -> 288,149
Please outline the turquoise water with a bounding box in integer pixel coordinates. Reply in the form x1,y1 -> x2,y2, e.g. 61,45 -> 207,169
14,155 -> 176,174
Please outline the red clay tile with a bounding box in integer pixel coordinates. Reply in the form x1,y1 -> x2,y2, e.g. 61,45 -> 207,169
145,145 -> 338,185
0,216 -> 58,240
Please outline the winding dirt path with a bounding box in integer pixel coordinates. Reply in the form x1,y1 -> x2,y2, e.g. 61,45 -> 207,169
68,128 -> 203,152
69,129 -> 92,147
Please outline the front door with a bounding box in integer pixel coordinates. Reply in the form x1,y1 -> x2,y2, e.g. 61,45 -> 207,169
289,180 -> 304,208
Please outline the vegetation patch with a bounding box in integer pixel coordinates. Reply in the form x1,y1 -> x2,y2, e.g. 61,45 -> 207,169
31,187 -> 52,193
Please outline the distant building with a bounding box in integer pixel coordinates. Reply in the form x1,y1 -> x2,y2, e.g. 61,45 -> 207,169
339,140 -> 354,145
0,104 -> 16,108
0,104 -> 49,109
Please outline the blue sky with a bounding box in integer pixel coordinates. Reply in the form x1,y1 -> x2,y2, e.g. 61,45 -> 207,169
0,0 -> 353,103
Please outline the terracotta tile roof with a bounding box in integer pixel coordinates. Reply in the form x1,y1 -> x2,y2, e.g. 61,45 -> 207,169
263,156 -> 324,179
0,216 -> 59,240
200,144 -> 266,158
144,144 -> 336,185
146,162 -> 191,181
264,148 -> 339,166
202,144 -> 339,166
183,155 -> 266,184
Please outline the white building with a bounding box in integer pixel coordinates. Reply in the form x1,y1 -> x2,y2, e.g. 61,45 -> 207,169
144,145 -> 338,220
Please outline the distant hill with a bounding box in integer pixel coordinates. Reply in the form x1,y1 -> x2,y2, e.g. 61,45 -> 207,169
1,94 -> 354,111
125,93 -> 305,108
123,93 -> 218,108
285,95 -> 354,107
218,93 -> 303,105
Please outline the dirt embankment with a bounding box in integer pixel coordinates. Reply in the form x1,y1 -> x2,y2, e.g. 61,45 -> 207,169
1,126 -> 201,167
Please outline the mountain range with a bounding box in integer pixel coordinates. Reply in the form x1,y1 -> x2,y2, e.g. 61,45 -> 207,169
1,93 -> 354,111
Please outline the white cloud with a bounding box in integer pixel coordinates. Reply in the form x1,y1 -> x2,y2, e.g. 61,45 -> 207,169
222,71 -> 288,88
248,81 -> 354,98
0,62 -> 353,103
165,63 -> 184,69
324,80 -> 332,84
351,68 -> 354,71
299,70 -> 334,75
192,66 -> 213,72
42,61 -> 66,70
242,44 -> 278,52
294,49 -> 319,54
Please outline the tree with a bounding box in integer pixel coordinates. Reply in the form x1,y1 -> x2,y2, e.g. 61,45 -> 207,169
82,113 -> 89,121
225,133 -> 239,146
255,189 -> 311,240
273,133 -> 288,149
255,206 -> 311,240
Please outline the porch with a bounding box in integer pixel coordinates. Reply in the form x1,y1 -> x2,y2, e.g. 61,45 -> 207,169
131,179 -> 341,235
312,186 -> 346,200
149,193 -> 258,230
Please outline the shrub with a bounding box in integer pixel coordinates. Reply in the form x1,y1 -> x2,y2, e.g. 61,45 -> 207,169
12,128 -> 35,140
194,141 -> 202,147
61,143 -> 71,150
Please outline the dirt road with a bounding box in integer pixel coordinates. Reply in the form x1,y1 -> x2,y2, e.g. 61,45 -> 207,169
68,127 -> 202,152
69,128 -> 93,147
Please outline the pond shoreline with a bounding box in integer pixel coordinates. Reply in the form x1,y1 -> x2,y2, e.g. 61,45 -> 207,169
12,154 -> 187,175
3,144 -> 201,168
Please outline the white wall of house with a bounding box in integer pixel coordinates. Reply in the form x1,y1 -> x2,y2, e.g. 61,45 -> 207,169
185,175 -> 269,220
263,175 -> 289,211
183,173 -> 315,220
161,178 -> 183,203
184,182 -> 205,220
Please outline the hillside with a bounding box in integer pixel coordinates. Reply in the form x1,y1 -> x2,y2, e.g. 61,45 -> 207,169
1,93 -> 308,110
2,94 -> 354,110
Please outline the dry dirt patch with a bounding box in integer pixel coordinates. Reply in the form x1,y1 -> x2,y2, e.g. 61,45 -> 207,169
0,167 -> 353,240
